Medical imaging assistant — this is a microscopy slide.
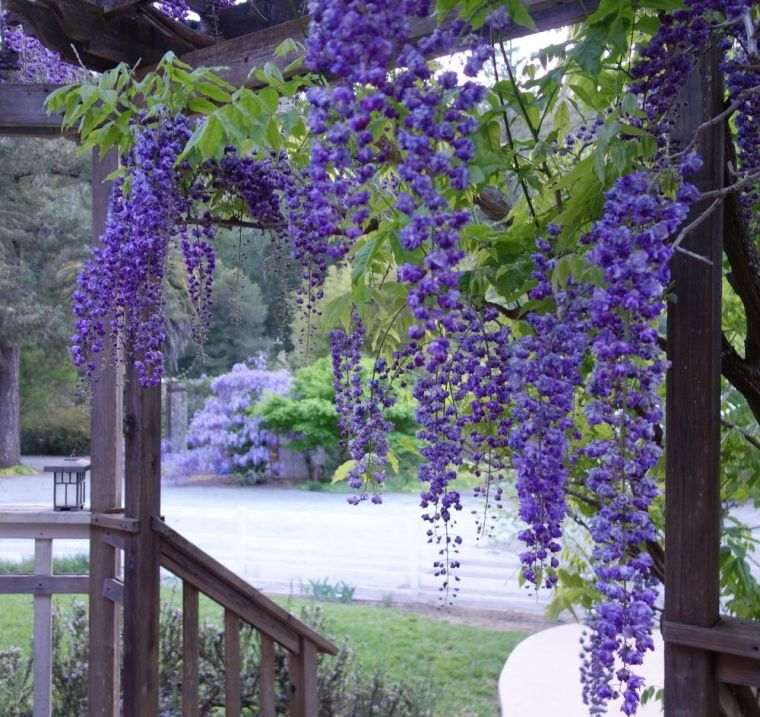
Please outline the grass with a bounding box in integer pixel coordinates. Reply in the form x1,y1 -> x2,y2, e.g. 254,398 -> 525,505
0,463 -> 37,477
0,584 -> 524,717
0,553 -> 89,576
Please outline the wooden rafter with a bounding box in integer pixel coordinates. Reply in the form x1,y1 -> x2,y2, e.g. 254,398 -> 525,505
5,0 -> 214,71
1,0 -> 598,133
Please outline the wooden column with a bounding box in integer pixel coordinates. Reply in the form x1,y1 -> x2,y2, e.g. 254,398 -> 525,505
122,361 -> 162,716
664,46 -> 725,717
33,538 -> 53,717
88,149 -> 124,717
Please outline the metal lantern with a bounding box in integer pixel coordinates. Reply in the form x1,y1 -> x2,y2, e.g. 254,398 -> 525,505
45,459 -> 90,511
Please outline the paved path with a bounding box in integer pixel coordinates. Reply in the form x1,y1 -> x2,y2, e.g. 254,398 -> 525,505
0,457 -> 552,615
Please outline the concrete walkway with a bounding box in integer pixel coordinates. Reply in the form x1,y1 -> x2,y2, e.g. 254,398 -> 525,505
0,457 -> 553,615
499,624 -> 665,716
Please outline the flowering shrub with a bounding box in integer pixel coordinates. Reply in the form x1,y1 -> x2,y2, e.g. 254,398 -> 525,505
164,358 -> 291,483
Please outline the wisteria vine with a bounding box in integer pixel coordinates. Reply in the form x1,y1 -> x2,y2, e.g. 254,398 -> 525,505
55,0 -> 760,713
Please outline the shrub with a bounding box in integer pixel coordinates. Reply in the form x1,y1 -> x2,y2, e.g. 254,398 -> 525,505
3,600 -> 434,716
163,357 -> 291,483
20,404 -> 90,456
255,357 -> 422,485
0,648 -> 32,716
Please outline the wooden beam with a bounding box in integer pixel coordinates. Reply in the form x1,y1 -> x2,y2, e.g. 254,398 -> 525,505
0,574 -> 89,594
7,0 -> 212,71
0,84 -> 63,137
664,46 -> 725,717
91,512 -> 139,533
88,149 -> 123,717
180,1 -> 598,88
663,618 -> 760,662
159,538 -> 301,655
122,361 -> 162,717
717,654 -> 760,688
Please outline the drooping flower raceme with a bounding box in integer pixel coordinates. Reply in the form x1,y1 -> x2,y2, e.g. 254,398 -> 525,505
331,310 -> 394,504
71,114 -> 198,386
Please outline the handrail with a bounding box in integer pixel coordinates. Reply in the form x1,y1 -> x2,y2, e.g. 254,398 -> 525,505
152,516 -> 337,656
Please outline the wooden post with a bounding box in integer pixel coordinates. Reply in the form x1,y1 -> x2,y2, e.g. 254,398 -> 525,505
88,149 -> 124,717
664,46 -> 725,717
259,635 -> 276,717
287,638 -> 318,717
224,610 -> 242,717
33,538 -> 53,717
122,361 -> 162,716
182,582 -> 200,717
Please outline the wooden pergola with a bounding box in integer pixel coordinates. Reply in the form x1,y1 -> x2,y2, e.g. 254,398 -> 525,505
0,1 -> 758,716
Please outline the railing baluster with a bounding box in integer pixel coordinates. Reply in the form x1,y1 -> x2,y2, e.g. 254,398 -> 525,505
182,582 -> 200,717
224,609 -> 241,717
259,634 -> 276,717
33,538 -> 53,717
288,638 -> 318,717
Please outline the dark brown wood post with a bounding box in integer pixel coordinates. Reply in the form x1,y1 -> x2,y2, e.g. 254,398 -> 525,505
664,46 -> 725,716
89,149 -> 124,717
122,361 -> 162,716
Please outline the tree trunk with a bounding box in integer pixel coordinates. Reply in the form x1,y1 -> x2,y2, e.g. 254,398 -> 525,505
0,342 -> 21,469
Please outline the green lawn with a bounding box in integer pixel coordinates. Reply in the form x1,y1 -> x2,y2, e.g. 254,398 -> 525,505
0,590 -> 523,716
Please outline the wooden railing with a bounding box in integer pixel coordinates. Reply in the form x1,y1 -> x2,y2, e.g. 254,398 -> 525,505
0,509 -> 336,717
0,510 -> 91,717
153,517 -> 336,716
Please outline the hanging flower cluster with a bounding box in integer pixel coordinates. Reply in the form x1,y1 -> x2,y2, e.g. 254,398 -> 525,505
330,310 -> 394,504
578,169 -> 697,715
510,229 -> 591,590
72,127 -> 299,386
72,114 -> 201,386
0,14 -> 83,83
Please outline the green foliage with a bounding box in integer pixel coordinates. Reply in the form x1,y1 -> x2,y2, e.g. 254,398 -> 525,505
0,464 -> 36,477
255,357 -> 420,483
21,403 -> 90,456
0,648 -> 32,716
20,345 -> 90,455
302,578 -> 357,604
47,53 -> 314,176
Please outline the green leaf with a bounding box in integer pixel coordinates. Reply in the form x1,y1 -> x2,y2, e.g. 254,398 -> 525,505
275,37 -> 300,58
505,0 -> 536,29
197,81 -> 232,104
187,96 -> 219,115
332,459 -> 358,484
198,115 -> 224,160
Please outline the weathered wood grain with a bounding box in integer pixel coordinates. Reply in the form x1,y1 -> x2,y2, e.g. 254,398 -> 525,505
664,47 -> 725,717
182,582 -> 200,717
122,361 -> 162,717
33,539 -> 53,717
224,609 -> 241,717
259,634 -> 276,717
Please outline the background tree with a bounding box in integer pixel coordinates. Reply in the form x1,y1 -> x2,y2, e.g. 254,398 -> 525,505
0,137 -> 90,467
